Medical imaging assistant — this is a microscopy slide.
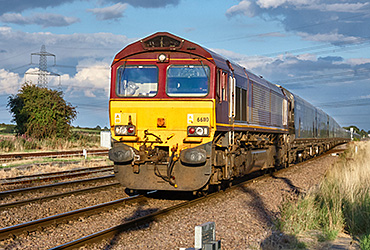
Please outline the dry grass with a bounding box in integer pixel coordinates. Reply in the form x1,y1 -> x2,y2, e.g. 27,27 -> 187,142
278,141 -> 370,249
0,132 -> 101,153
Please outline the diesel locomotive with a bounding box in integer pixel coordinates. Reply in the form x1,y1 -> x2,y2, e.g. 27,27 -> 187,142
108,32 -> 350,193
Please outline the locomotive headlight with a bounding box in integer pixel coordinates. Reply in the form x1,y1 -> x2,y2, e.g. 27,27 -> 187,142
115,126 -> 127,136
195,127 -> 204,136
158,53 -> 167,62
187,126 -> 209,137
114,125 -> 136,136
180,148 -> 207,165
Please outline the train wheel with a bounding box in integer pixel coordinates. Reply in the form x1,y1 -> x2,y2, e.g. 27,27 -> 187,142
195,189 -> 208,197
195,185 -> 209,197
125,188 -> 137,196
221,180 -> 232,190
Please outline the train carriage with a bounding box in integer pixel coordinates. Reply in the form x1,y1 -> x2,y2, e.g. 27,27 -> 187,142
108,32 -> 350,193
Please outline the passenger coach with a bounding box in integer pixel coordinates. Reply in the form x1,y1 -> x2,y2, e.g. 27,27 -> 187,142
109,32 -> 349,194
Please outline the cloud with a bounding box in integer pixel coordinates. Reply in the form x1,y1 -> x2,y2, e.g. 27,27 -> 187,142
255,0 -> 311,9
297,32 -> 361,44
0,69 -> 23,95
346,58 -> 370,66
210,47 -> 370,89
63,59 -> 110,98
226,0 -> 256,17
302,3 -> 369,13
0,0 -> 182,17
0,26 -> 135,102
258,32 -> 286,37
0,13 -> 80,27
0,0 -> 77,15
226,0 -> 370,44
87,3 -> 128,21
106,0 -> 180,8
0,26 -> 135,69
0,61 -> 110,98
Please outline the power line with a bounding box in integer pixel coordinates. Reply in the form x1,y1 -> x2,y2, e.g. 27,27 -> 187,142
206,8 -> 370,44
47,45 -> 120,51
331,114 -> 370,117
263,39 -> 370,59
0,46 -> 41,63
317,98 -> 370,108
8,63 -> 32,72
53,64 -> 109,69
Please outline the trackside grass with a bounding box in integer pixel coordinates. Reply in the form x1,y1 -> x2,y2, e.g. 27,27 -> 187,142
0,131 -> 100,153
277,141 -> 370,249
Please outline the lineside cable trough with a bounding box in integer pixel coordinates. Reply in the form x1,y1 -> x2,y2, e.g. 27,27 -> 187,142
180,222 -> 221,250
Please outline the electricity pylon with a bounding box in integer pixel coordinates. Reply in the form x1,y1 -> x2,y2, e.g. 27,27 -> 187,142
26,45 -> 60,88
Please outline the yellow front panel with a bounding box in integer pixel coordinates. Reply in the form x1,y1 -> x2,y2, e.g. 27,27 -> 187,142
110,100 -> 215,150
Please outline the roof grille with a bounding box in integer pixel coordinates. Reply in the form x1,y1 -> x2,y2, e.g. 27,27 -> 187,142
142,35 -> 182,50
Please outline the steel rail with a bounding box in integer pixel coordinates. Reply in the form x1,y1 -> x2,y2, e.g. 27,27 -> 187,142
0,194 -> 150,240
0,175 -> 115,197
1,167 -> 114,186
50,147 -> 347,249
1,165 -> 113,182
0,146 -> 346,248
49,174 -> 271,249
0,182 -> 120,209
0,149 -> 109,161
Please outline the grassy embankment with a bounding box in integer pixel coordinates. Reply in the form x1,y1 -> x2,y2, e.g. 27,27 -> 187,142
277,141 -> 370,249
0,124 -> 102,153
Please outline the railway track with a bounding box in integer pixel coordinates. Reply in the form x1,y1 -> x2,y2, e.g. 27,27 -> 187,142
0,147 -> 346,249
0,149 -> 109,162
0,193 -> 151,241
51,147 -> 347,249
0,175 -> 118,209
0,165 -> 113,186
47,170 -> 277,249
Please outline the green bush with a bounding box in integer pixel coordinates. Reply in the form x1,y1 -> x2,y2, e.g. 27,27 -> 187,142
7,82 -> 76,139
360,234 -> 370,250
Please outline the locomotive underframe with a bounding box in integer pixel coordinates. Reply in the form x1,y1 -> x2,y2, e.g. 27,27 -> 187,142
111,130 -> 348,193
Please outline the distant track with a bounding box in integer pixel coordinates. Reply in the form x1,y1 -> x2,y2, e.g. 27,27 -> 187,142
0,149 -> 109,162
0,182 -> 120,209
0,174 -> 115,196
0,165 -> 113,186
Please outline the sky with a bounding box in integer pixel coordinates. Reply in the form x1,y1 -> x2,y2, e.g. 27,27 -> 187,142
1,0 -> 370,131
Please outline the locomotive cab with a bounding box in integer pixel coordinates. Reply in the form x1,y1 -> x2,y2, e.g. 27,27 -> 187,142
109,33 -> 217,191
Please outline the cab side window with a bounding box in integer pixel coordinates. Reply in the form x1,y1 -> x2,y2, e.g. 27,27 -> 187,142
216,69 -> 228,102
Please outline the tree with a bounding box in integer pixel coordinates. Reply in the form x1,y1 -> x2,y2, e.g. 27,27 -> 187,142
344,125 -> 360,134
7,82 -> 77,138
